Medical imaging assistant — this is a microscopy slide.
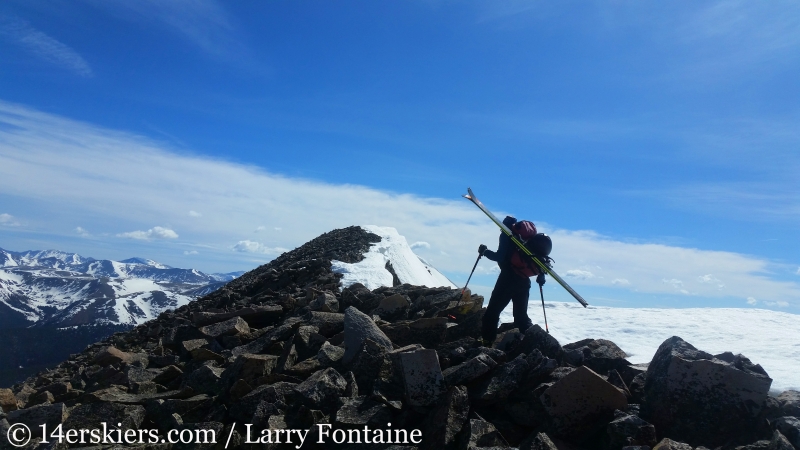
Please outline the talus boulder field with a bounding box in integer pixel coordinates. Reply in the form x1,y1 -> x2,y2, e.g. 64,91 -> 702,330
1,226 -> 796,450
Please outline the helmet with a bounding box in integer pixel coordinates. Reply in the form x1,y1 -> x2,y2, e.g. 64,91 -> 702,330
525,233 -> 552,257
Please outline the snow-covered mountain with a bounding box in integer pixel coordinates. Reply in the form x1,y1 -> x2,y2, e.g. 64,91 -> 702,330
331,225 -> 456,290
0,247 -> 244,327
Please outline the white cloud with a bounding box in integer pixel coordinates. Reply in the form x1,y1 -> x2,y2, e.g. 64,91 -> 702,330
764,300 -> 790,308
0,101 -> 799,308
75,226 -> 90,237
189,210 -> 202,217
797,267 -> 800,275
231,240 -> 287,255
698,274 -> 725,289
184,250 -> 198,255
747,297 -> 758,305
117,226 -> 179,240
255,226 -> 266,232
565,270 -> 595,280
410,241 -> 430,250
275,227 -> 282,231
0,213 -> 20,227
612,278 -> 630,286
0,17 -> 92,77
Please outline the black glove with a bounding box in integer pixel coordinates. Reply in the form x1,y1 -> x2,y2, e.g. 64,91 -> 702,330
536,272 -> 546,286
502,215 -> 517,227
478,244 -> 487,255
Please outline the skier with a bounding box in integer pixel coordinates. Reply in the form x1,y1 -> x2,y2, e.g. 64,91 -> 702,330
478,215 -> 546,346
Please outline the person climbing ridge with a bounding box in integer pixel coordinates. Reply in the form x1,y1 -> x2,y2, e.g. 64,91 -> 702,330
479,215 -> 548,346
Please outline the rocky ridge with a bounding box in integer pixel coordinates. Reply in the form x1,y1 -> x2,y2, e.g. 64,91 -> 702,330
1,226 -> 799,450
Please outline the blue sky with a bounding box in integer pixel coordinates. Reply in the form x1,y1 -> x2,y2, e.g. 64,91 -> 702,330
1,1 -> 798,311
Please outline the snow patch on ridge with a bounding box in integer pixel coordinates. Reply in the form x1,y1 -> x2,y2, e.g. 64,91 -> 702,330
331,225 -> 456,291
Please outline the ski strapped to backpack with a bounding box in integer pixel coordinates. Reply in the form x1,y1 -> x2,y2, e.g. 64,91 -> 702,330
463,187 -> 589,307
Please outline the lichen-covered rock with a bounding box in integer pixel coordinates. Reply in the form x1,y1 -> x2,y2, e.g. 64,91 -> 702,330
64,402 -> 146,431
640,336 -> 772,448
399,349 -> 446,407
458,418 -> 509,449
442,353 -> 497,387
471,353 -> 529,405
293,367 -> 347,411
334,396 -> 392,428
563,338 -> 631,375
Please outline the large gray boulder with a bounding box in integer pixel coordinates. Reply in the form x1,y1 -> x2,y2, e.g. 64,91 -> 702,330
640,336 -> 772,448
342,306 -> 393,364
540,365 -> 628,443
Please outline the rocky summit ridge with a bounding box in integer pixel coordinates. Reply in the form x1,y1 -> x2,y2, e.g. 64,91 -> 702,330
1,226 -> 799,450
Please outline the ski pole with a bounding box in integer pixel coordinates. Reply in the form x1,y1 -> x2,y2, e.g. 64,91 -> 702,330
539,283 -> 549,333
458,254 -> 482,306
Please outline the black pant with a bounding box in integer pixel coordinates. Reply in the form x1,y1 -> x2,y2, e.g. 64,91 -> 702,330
482,269 -> 532,343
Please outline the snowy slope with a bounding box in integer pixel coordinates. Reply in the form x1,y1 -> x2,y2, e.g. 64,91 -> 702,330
500,301 -> 800,393
0,247 -> 243,327
331,225 -> 456,290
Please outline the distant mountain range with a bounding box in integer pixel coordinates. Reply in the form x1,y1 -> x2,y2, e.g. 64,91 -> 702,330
0,247 -> 244,328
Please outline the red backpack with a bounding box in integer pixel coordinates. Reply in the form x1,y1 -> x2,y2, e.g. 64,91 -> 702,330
509,221 -> 540,278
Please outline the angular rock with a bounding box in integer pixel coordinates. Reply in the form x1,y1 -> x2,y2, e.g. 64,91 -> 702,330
93,345 -> 132,366
199,316 -> 250,338
652,438 -> 693,450
604,412 -> 657,449
294,367 -> 347,411
399,349 -> 447,407
776,390 -> 800,417
372,293 -> 410,321
310,291 -> 340,313
334,396 -> 392,428
0,388 -> 19,412
183,364 -> 225,395
540,365 -> 628,443
153,365 -> 183,385
471,353 -> 529,405
520,432 -> 558,450
305,311 -> 345,337
191,347 -> 225,363
443,353 -> 497,387
519,324 -> 564,361
317,341 -> 345,366
343,306 -> 393,364
28,391 -> 54,406
459,418 -> 509,449
7,403 -> 67,438
563,338 -> 631,375
422,386 -> 469,450
772,416 -> 800,449
64,402 -> 146,431
640,336 -> 772,448
504,382 -> 551,428
768,430 -> 795,450
192,305 -> 283,327
231,320 -> 298,356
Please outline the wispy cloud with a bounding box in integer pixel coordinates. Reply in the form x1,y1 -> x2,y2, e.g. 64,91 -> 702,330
231,240 -> 287,255
189,210 -> 202,217
75,226 -> 90,237
0,213 -> 21,227
0,101 -> 798,308
183,250 -> 198,255
117,227 -> 179,240
91,0 -> 247,62
0,16 -> 92,77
